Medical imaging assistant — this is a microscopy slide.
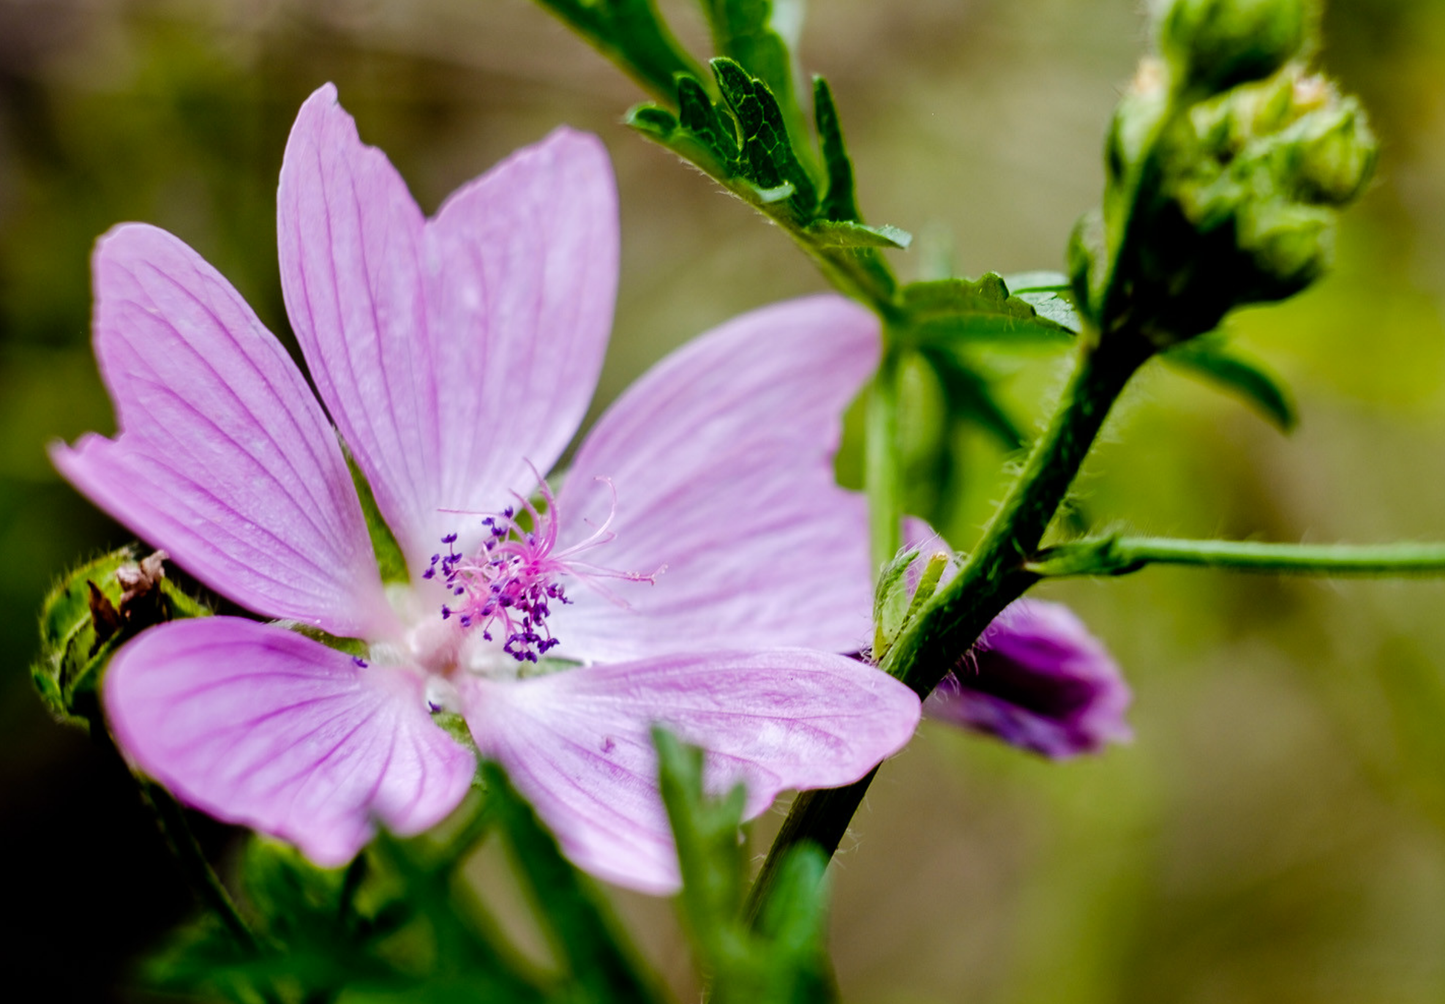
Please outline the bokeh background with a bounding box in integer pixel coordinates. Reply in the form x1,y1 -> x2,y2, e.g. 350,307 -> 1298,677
4,0 -> 1445,1000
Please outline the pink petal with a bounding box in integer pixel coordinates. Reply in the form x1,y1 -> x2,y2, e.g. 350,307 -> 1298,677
462,650 -> 920,893
105,618 -> 476,865
553,296 -> 880,662
278,84 -> 617,569
51,224 -> 390,637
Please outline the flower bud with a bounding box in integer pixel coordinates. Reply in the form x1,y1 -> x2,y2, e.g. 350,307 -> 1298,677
1158,0 -> 1307,95
925,599 -> 1132,759
1281,98 -> 1378,205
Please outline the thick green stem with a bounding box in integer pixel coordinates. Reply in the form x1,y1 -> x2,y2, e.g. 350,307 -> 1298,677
746,328 -> 1155,921
1030,536 -> 1445,577
865,351 -> 903,575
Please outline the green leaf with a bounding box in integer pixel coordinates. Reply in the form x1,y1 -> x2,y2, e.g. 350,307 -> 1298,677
535,0 -> 705,101
752,844 -> 836,1004
654,728 -> 836,1004
805,220 -> 912,249
872,546 -> 921,658
1163,334 -> 1298,431
697,0 -> 814,176
813,76 -> 860,223
482,761 -> 662,1003
654,728 -> 750,945
901,274 -> 1076,346
32,547 -> 209,728
712,57 -> 817,218
1001,270 -> 1084,333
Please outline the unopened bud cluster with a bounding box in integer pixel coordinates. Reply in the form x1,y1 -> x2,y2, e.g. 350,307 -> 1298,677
1070,0 -> 1377,345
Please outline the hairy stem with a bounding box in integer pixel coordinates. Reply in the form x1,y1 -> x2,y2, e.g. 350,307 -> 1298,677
747,328 -> 1155,920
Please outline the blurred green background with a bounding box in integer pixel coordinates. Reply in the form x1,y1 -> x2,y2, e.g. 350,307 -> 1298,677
4,0 -> 1445,1000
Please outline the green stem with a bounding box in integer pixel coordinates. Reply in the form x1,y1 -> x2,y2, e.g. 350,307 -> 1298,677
865,350 -> 903,576
1029,536 -> 1445,577
139,781 -> 260,951
746,328 -> 1155,921
90,714 -> 260,952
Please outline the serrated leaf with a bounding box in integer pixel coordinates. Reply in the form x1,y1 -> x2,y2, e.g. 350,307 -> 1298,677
1001,270 -> 1083,333
482,761 -> 661,1003
698,0 -> 814,176
814,76 -> 860,223
712,57 -> 817,218
1163,335 -> 1298,432
678,74 -> 740,164
902,274 -> 1076,345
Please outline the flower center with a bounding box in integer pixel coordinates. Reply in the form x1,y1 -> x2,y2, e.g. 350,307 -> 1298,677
423,469 -> 661,664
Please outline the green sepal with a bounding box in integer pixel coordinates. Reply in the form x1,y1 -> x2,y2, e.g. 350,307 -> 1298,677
345,448 -> 409,586
711,57 -> 818,219
1163,333 -> 1298,431
872,548 -> 952,663
32,546 -> 210,729
813,76 -> 860,223
901,274 -> 1076,346
805,219 -> 912,250
872,546 -> 921,660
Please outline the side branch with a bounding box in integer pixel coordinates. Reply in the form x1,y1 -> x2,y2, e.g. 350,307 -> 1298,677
1028,537 -> 1445,578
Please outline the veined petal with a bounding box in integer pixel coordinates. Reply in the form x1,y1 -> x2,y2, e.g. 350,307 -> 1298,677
554,296 -> 879,663
51,224 -> 389,637
105,618 -> 476,865
278,84 -> 617,570
461,650 -> 920,893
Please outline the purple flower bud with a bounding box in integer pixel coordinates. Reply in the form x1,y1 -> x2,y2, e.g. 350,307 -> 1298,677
926,599 -> 1131,759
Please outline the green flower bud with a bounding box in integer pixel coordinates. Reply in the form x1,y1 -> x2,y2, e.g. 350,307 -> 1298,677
1237,199 -> 1332,294
1158,0 -> 1307,95
1280,97 -> 1378,205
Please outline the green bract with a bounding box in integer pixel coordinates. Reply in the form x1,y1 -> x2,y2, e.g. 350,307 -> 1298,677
32,547 -> 209,729
1159,0 -> 1306,96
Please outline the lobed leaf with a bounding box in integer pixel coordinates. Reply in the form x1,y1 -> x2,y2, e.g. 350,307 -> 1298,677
805,220 -> 912,249
712,57 -> 818,218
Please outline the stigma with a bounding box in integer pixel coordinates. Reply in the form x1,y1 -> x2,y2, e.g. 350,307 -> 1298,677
425,470 -> 661,663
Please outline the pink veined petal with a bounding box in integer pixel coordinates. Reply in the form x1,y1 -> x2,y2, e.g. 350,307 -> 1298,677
278,83 -> 618,570
51,224 -> 390,637
461,650 -> 920,894
105,618 -> 476,866
553,296 -> 880,663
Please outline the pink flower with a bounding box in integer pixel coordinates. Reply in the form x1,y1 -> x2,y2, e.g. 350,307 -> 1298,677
926,599 -> 1132,758
52,84 -> 920,893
